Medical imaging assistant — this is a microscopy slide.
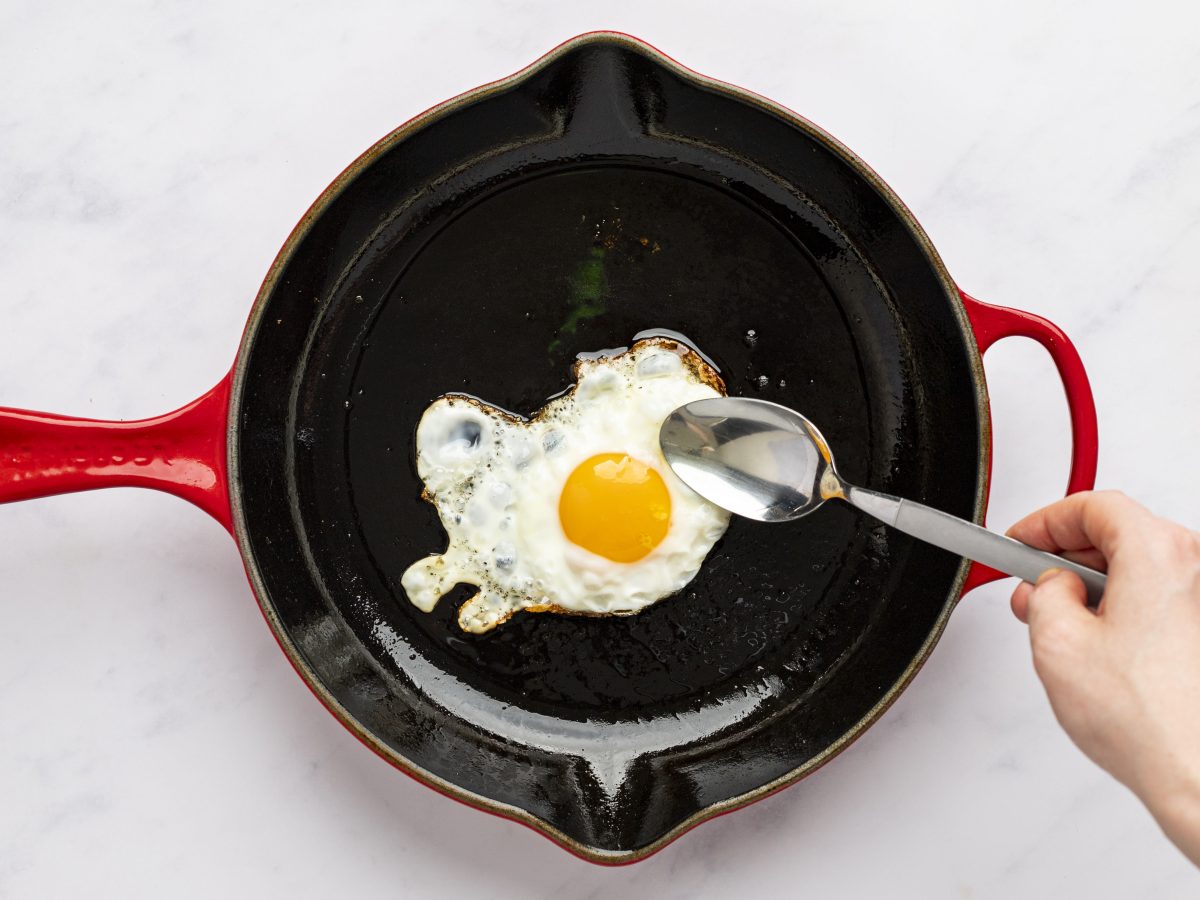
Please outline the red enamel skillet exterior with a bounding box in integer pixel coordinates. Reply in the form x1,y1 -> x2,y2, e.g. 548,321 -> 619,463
0,32 -> 1098,864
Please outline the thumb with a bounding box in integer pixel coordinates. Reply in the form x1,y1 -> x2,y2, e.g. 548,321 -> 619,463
1026,568 -> 1097,649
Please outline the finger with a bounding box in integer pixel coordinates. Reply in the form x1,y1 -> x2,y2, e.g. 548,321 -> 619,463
1026,569 -> 1098,645
1011,581 -> 1033,623
1006,491 -> 1150,558
1012,549 -> 1104,624
1060,547 -> 1108,573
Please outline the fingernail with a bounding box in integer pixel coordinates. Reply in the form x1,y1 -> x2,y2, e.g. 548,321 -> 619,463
1036,567 -> 1062,586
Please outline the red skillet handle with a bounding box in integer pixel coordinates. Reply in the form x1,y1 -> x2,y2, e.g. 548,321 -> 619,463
958,291 -> 1099,595
0,372 -> 232,531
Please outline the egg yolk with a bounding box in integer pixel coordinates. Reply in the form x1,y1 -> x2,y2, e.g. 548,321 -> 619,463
558,453 -> 671,563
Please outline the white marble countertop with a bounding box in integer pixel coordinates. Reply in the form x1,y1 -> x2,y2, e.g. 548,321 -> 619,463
2,2 -> 1198,897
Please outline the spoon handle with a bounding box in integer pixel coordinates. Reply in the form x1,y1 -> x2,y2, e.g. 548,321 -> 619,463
844,487 -> 1106,607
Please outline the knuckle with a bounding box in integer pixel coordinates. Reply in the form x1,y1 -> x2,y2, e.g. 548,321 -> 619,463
1095,489 -> 1145,518
1172,525 -> 1198,552
1155,524 -> 1200,562
1183,527 -> 1200,555
1091,489 -> 1128,509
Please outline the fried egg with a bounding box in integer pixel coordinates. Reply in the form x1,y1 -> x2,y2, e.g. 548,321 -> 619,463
400,338 -> 731,633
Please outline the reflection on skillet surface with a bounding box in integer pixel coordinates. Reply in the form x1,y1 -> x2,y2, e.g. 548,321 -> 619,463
236,37 -> 980,856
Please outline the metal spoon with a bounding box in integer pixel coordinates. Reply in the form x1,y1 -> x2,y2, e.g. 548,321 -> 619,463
659,397 -> 1105,606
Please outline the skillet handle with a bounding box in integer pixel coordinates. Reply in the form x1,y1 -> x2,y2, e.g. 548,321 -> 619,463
958,291 -> 1099,596
0,372 -> 232,530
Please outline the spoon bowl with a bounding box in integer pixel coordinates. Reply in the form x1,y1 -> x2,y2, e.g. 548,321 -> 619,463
658,397 -> 844,522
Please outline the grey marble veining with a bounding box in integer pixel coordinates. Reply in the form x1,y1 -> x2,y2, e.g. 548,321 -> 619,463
1,2 -> 1198,897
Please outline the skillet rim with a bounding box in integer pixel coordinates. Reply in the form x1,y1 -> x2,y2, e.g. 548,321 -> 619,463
226,30 -> 990,864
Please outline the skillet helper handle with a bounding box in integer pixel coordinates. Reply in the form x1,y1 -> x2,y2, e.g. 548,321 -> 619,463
0,374 -> 232,530
847,487 -> 1105,607
958,291 -> 1099,595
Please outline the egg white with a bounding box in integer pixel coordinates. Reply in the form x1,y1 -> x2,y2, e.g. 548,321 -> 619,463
400,338 -> 731,633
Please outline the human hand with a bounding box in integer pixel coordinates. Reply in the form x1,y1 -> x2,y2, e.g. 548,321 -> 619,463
1008,491 -> 1200,866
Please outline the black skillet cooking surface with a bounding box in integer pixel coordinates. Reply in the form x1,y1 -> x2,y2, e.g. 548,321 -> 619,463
233,35 -> 981,858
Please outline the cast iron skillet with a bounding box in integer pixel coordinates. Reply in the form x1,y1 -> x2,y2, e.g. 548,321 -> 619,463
0,33 -> 1098,863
